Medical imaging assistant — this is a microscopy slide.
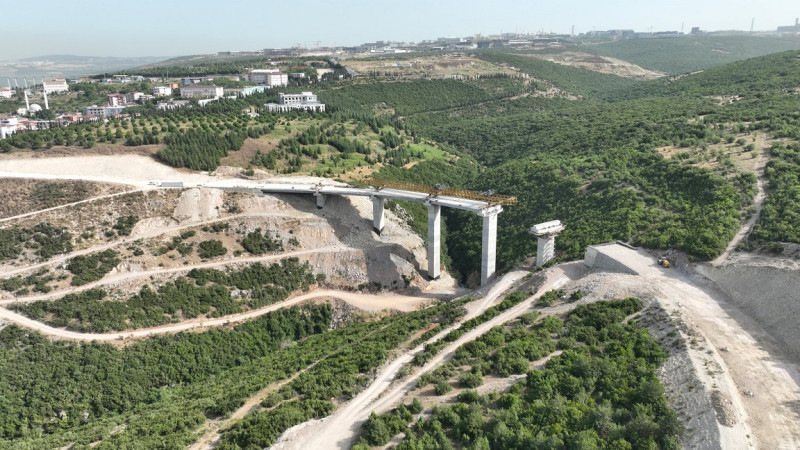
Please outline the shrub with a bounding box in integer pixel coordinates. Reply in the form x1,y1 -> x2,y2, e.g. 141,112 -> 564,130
457,389 -> 481,404
458,371 -> 484,388
198,240 -> 227,259
67,250 -> 120,286
113,215 -> 139,236
434,381 -> 453,395
241,228 -> 283,254
536,289 -> 564,307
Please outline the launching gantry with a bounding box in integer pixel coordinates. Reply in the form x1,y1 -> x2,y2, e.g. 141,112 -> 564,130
199,178 -> 516,286
367,179 -> 516,285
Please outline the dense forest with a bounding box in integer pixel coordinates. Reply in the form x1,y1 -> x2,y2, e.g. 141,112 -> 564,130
322,49 -> 800,279
12,258 -> 320,332
749,141 -> 800,248
353,298 -> 680,449
581,35 -> 800,75
0,298 -> 468,448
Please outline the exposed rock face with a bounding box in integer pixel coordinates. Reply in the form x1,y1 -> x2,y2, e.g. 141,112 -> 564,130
173,188 -> 224,222
698,257 -> 800,362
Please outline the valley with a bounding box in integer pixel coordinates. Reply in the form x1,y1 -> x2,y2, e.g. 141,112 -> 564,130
2,39 -> 800,449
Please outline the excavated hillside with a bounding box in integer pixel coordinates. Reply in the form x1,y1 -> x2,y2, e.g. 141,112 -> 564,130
698,254 -> 800,362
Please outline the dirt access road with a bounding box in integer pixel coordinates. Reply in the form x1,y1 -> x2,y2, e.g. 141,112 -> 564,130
0,244 -> 348,305
0,287 -> 434,342
271,265 -> 578,450
712,149 -> 767,265
596,245 -> 800,450
274,246 -> 800,450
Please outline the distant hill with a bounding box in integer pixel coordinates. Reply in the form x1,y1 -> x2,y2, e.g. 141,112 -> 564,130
579,35 -> 800,75
0,55 -> 170,79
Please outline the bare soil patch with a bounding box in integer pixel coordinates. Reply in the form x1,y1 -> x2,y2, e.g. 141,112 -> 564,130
528,51 -> 665,80
0,143 -> 161,160
0,154 -> 216,187
343,55 -> 519,79
0,178 -> 128,219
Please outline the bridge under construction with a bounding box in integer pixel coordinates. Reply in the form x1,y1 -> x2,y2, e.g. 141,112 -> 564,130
202,179 -> 516,286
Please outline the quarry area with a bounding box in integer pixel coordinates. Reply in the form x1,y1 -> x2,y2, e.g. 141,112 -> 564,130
527,51 -> 666,80
0,154 -> 798,449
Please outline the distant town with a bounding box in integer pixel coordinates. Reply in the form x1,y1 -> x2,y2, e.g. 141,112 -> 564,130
2,19 -> 799,140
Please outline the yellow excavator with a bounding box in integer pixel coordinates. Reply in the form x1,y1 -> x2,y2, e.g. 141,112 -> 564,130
658,257 -> 671,268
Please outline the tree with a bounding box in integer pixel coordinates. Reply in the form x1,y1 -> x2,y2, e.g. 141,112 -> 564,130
364,412 -> 392,446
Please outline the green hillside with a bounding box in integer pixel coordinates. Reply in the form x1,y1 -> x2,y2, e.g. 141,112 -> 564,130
581,35 -> 800,75
3,39 -> 800,449
328,49 -> 800,280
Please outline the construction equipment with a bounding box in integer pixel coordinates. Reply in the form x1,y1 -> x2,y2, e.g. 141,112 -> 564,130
658,257 -> 671,268
365,178 -> 517,206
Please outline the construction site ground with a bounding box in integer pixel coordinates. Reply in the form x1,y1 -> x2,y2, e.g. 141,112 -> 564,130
0,154 -> 798,449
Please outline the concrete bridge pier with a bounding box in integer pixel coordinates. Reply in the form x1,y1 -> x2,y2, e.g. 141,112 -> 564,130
478,206 -> 502,286
314,193 -> 326,209
536,235 -> 556,266
372,196 -> 385,235
427,203 -> 441,280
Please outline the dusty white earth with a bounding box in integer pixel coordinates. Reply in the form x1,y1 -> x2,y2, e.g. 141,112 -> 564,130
273,246 -> 800,450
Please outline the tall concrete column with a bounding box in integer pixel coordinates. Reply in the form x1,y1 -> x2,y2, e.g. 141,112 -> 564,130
536,235 -> 556,266
314,193 -> 326,209
478,206 -> 502,286
372,196 -> 385,235
427,203 -> 441,280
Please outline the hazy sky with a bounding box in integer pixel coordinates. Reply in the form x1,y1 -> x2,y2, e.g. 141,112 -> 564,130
4,0 -> 798,59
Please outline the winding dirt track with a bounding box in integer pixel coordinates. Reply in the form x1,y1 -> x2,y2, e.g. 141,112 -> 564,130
0,210 -> 302,280
0,244 -> 348,305
0,187 -> 142,224
712,149 -> 767,265
0,287 -> 433,342
271,266 -> 577,450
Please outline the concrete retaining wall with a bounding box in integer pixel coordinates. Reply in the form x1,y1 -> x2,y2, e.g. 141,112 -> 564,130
584,244 -> 640,275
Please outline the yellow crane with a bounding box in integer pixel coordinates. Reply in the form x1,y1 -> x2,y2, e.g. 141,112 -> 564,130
365,178 -> 517,206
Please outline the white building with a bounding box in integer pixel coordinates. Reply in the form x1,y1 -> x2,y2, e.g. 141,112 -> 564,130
248,69 -> 279,83
0,117 -> 18,139
249,69 -> 288,87
0,87 -> 12,99
156,99 -> 192,110
151,86 -> 172,97
126,92 -> 145,103
180,77 -> 203,86
265,91 -> 326,112
265,72 -> 288,87
42,79 -> 69,94
108,94 -> 127,106
180,85 -> 224,99
83,105 -> 127,117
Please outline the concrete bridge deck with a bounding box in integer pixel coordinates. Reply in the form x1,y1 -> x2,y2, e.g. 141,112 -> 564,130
200,180 -> 502,285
